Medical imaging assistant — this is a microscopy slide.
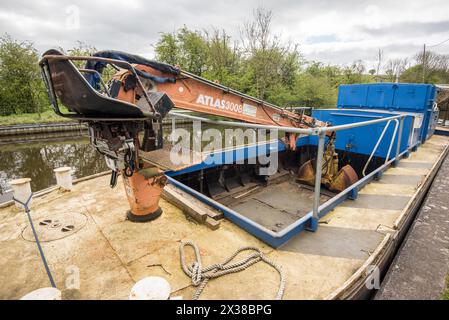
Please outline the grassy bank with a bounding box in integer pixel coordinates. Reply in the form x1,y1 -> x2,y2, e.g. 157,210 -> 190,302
0,109 -> 71,126
443,276 -> 449,300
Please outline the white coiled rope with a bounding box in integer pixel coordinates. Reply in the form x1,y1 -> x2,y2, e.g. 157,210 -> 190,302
179,240 -> 286,300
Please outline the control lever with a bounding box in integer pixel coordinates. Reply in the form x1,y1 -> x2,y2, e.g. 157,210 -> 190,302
110,170 -> 118,188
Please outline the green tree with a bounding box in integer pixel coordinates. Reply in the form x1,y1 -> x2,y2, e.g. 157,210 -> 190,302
64,41 -> 97,68
63,41 -> 115,83
400,50 -> 449,84
152,8 -> 382,110
203,29 -> 242,88
294,63 -> 338,108
178,27 -> 209,76
155,27 -> 208,76
342,60 -> 371,84
241,7 -> 301,101
154,33 -> 179,66
0,34 -> 47,116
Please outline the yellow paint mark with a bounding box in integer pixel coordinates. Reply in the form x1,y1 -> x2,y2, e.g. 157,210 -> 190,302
383,167 -> 428,176
320,207 -> 401,231
359,183 -> 416,196
399,158 -> 433,164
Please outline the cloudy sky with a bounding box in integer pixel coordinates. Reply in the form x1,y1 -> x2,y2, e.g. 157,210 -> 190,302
1,0 -> 449,70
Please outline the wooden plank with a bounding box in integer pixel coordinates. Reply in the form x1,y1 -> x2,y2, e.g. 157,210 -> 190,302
162,184 -> 222,229
139,147 -> 204,171
205,216 -> 220,230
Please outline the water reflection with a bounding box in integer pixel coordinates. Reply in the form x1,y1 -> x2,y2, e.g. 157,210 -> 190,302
0,120 -> 275,200
0,122 -> 194,195
0,133 -> 108,194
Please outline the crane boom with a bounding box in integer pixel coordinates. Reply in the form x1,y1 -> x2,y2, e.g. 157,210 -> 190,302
39,49 -> 356,223
113,64 -> 327,129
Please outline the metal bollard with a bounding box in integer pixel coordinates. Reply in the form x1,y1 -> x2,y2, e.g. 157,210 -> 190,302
129,276 -> 171,300
20,287 -> 61,300
9,178 -> 32,210
54,167 -> 73,191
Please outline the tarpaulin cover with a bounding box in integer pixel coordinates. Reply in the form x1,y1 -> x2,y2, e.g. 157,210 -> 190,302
84,50 -> 180,89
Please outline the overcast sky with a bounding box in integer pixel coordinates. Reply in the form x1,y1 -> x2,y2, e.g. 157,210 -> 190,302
1,0 -> 449,70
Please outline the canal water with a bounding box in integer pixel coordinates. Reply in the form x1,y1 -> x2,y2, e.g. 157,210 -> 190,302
0,122 -> 194,200
0,121 -> 274,203
0,130 -> 108,203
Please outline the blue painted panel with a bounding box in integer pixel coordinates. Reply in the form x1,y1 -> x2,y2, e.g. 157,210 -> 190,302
338,83 -> 436,112
166,140 -> 286,177
337,85 -> 369,108
393,84 -> 433,111
337,83 -> 438,143
366,84 -> 395,109
309,109 -> 413,158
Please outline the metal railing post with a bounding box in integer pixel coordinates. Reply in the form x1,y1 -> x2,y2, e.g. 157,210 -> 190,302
385,119 -> 400,163
313,132 -> 325,220
171,115 -> 176,145
395,116 -> 404,166
362,120 -> 393,177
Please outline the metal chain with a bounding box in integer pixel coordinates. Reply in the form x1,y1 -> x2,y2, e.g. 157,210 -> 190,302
179,240 -> 286,300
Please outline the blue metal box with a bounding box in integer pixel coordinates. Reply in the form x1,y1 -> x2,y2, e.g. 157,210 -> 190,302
337,83 -> 438,143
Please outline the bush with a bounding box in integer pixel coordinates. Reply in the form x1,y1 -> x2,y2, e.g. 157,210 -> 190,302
0,34 -> 48,116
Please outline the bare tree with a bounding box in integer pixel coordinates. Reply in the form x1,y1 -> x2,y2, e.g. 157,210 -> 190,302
241,7 -> 281,53
375,48 -> 383,82
240,7 -> 299,99
416,50 -> 449,74
385,58 -> 409,82
203,28 -> 241,82
353,60 -> 366,74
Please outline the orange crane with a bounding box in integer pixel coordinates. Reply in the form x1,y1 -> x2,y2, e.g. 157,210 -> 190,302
39,50 -> 357,222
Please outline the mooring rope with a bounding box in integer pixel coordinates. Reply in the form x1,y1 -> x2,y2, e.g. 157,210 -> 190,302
179,240 -> 286,300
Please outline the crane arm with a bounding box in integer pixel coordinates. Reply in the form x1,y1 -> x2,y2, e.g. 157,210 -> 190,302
39,49 -> 355,223
110,63 -> 328,129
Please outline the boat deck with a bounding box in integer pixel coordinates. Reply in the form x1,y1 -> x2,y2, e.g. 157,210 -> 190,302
228,180 -> 330,233
375,151 -> 449,299
0,135 -> 448,300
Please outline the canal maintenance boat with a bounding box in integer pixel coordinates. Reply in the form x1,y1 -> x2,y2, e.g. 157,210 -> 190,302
0,50 -> 447,300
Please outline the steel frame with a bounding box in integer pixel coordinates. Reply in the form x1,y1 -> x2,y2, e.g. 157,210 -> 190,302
167,111 -> 411,247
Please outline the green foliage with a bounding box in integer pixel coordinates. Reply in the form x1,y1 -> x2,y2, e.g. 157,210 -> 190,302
0,34 -> 48,116
153,8 -> 376,109
296,73 -> 337,108
0,109 -> 72,125
443,276 -> 449,300
155,33 -> 179,66
64,41 -> 97,68
63,41 -> 115,83
400,64 -> 423,83
203,29 -> 242,88
155,27 -> 208,76
177,27 -> 209,76
399,50 -> 449,84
